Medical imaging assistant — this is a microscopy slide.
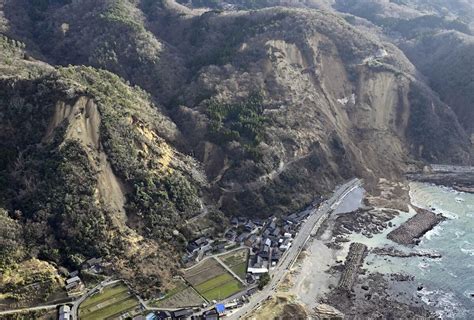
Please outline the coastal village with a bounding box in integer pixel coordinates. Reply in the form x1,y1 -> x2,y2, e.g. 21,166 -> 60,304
46,196 -> 326,320
183,202 -> 319,277
6,167 -> 469,320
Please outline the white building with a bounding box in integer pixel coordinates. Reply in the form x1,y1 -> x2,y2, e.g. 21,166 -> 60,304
59,305 -> 71,320
247,267 -> 269,275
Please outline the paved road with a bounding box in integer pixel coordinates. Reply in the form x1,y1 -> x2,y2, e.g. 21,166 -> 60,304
227,178 -> 361,319
71,278 -> 119,320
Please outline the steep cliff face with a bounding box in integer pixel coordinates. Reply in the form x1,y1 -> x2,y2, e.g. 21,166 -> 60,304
0,38 -> 222,296
161,8 -> 471,215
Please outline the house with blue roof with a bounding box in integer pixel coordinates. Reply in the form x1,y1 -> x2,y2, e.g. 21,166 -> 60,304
215,303 -> 226,314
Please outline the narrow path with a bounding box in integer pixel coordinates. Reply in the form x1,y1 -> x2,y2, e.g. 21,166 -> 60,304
181,246 -> 250,272
0,304 -> 60,316
214,257 -> 246,285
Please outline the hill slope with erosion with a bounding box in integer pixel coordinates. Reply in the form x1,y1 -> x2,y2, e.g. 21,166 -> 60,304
145,4 -> 471,214
181,1 -> 474,141
0,36 -> 223,301
0,0 -> 472,300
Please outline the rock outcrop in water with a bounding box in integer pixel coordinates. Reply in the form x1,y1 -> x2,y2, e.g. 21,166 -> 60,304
387,207 -> 445,245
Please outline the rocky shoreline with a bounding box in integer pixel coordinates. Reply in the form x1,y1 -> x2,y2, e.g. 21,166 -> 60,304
309,180 -> 440,319
408,172 -> 474,194
387,207 -> 445,245
319,244 -> 434,319
453,185 -> 474,193
332,207 -> 399,239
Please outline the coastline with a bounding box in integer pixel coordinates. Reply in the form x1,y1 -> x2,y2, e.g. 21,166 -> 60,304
407,171 -> 474,195
287,179 -> 442,319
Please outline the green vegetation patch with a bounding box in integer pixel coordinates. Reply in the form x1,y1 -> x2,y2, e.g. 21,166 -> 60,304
80,284 -> 129,309
151,285 -> 205,308
184,258 -> 227,286
195,273 -> 234,293
206,92 -> 267,159
81,297 -> 139,320
79,283 -> 139,320
185,258 -> 244,301
100,0 -> 144,31
230,262 -> 248,280
220,248 -> 249,279
220,249 -> 249,265
199,279 -> 242,301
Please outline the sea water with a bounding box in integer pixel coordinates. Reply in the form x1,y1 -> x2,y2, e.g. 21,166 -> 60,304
358,182 -> 474,319
408,182 -> 474,319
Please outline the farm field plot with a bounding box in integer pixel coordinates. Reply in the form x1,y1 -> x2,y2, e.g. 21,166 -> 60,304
183,258 -> 227,286
219,248 -> 249,280
79,283 -> 140,320
196,274 -> 243,301
184,258 -> 243,302
151,278 -> 205,308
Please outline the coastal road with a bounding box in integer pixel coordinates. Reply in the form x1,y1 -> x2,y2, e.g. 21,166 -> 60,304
228,178 -> 361,319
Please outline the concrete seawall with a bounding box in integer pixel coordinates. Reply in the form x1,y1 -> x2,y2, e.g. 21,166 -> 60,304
338,242 -> 367,291
387,208 -> 444,245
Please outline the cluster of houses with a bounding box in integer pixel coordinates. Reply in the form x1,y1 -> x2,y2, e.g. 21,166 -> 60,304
64,257 -> 105,296
242,212 -> 312,282
139,300 -> 245,320
183,202 -> 319,282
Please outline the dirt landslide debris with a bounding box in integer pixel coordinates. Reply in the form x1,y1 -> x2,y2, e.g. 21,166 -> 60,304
387,207 -> 445,245
244,295 -> 307,320
312,303 -> 344,319
333,207 -> 398,239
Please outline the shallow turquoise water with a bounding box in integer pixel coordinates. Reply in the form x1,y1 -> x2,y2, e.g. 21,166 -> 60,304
408,182 -> 474,319
352,182 -> 474,319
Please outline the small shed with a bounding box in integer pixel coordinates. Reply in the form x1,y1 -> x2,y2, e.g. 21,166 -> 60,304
65,276 -> 81,285
145,312 -> 157,320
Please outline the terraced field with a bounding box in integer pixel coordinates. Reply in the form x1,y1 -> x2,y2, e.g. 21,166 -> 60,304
151,278 -> 205,308
184,258 -> 227,286
183,258 -> 243,302
78,283 -> 140,320
220,249 -> 249,280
